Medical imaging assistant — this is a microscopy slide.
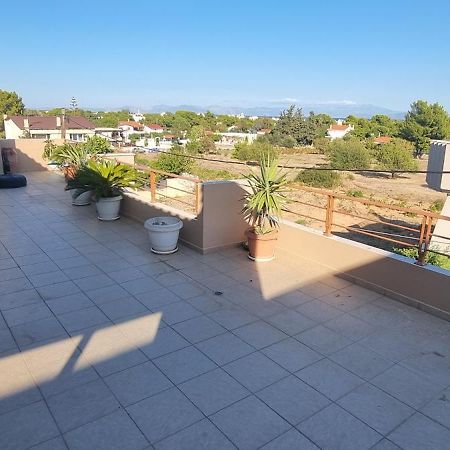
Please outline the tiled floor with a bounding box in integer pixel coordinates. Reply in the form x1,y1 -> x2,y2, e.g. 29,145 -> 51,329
1,171 -> 450,450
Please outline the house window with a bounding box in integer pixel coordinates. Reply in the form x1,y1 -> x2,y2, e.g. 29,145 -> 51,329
69,133 -> 85,141
31,134 -> 51,139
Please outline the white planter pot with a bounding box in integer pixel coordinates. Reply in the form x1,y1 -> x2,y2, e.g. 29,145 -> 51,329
144,216 -> 183,254
96,195 -> 122,221
71,189 -> 93,206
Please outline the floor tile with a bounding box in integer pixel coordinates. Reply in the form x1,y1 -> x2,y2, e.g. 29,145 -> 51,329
262,338 -> 323,372
257,375 -> 330,425
30,436 -> 68,450
266,310 -> 316,335
11,316 -> 68,347
196,332 -> 254,365
47,379 -> 120,432
372,364 -> 444,409
127,387 -> 203,443
0,401 -> 59,450
330,342 -> 394,380
208,307 -> 257,330
155,301 -> 202,325
154,418 -> 234,450
57,306 -> 110,332
0,288 -> 43,311
74,274 -> 115,292
179,368 -> 249,415
324,314 -> 377,341
140,326 -> 189,359
104,361 -> 172,406
64,409 -> 148,450
298,403 -> 382,450
388,412 -> 450,450
154,346 -> 217,384
85,284 -> 131,305
3,302 -> 52,327
46,292 -> 94,315
233,321 -> 288,349
98,296 -> 148,321
223,352 -> 288,392
172,315 -> 226,344
338,383 -> 414,434
296,299 -> 344,322
211,395 -> 290,450
37,281 -> 81,300
296,325 -> 352,355
121,276 -> 162,295
134,287 -> 181,309
260,428 -> 319,449
168,281 -> 206,299
421,386 -> 450,429
296,359 -> 364,400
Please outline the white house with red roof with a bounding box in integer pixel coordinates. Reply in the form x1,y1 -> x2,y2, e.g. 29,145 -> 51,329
143,124 -> 164,133
327,120 -> 354,140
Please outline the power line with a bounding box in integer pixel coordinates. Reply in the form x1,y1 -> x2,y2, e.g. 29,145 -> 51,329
134,145 -> 450,175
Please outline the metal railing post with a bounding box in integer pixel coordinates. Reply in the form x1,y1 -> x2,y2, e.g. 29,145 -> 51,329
150,171 -> 156,203
324,194 -> 334,236
417,215 -> 432,266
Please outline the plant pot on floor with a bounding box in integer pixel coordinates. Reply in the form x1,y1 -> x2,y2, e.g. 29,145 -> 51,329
246,228 -> 278,262
96,195 -> 122,221
144,216 -> 183,254
71,189 -> 93,206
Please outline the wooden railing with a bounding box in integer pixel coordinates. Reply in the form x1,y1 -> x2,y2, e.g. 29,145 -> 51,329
284,185 -> 450,265
134,164 -> 202,216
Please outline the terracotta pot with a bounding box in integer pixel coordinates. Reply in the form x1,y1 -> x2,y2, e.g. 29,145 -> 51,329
62,165 -> 77,180
246,228 -> 278,262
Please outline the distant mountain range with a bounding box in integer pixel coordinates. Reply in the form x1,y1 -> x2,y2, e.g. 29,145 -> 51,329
33,102 -> 406,119
142,103 -> 406,119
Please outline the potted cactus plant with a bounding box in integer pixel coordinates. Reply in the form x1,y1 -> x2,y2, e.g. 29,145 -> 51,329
242,154 -> 288,262
68,159 -> 140,220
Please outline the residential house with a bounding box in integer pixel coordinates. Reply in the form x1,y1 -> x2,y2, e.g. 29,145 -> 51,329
3,115 -> 96,141
131,111 -> 145,122
374,136 -> 392,144
143,124 -> 164,134
118,121 -> 144,142
327,120 -> 354,140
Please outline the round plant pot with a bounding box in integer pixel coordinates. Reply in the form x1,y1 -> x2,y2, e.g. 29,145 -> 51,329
71,189 -> 93,206
246,228 -> 278,262
144,216 -> 183,254
96,195 -> 122,221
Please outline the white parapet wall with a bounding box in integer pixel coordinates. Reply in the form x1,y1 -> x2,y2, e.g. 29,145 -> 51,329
430,195 -> 450,256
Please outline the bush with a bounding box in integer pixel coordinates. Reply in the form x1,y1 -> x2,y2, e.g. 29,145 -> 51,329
232,140 -> 279,162
295,169 -> 341,189
394,247 -> 450,270
313,137 -> 331,154
152,146 -> 193,175
346,189 -> 364,198
374,138 -> 417,177
430,198 -> 445,213
329,138 -> 371,170
83,135 -> 111,154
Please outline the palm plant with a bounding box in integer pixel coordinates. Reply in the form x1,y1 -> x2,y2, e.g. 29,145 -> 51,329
242,154 -> 289,234
67,159 -> 140,198
43,142 -> 91,167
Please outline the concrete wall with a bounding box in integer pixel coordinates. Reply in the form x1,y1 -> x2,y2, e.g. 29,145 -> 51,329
427,140 -> 450,192
276,221 -> 450,320
103,153 -> 135,165
0,138 -> 64,172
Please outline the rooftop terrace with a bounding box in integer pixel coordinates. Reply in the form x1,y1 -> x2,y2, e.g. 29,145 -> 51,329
1,171 -> 450,450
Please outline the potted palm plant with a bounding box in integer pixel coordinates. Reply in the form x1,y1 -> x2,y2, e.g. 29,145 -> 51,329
242,154 -> 288,262
68,160 -> 140,220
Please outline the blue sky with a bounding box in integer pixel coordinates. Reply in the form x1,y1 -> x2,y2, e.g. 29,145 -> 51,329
2,0 -> 450,111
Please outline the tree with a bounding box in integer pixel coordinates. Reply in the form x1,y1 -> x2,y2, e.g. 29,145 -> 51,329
0,90 -> 25,136
274,105 -> 308,144
401,100 -> 450,157
329,138 -> 371,170
306,112 -> 333,140
374,138 -> 418,178
370,115 -> 400,137
83,135 -> 111,154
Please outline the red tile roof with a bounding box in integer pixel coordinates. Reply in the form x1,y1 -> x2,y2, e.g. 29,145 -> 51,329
329,124 -> 351,131
374,136 -> 392,144
145,124 -> 163,130
119,121 -> 143,130
8,116 -> 96,130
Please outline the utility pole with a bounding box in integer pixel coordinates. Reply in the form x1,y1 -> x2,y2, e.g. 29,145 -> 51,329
61,108 -> 66,140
